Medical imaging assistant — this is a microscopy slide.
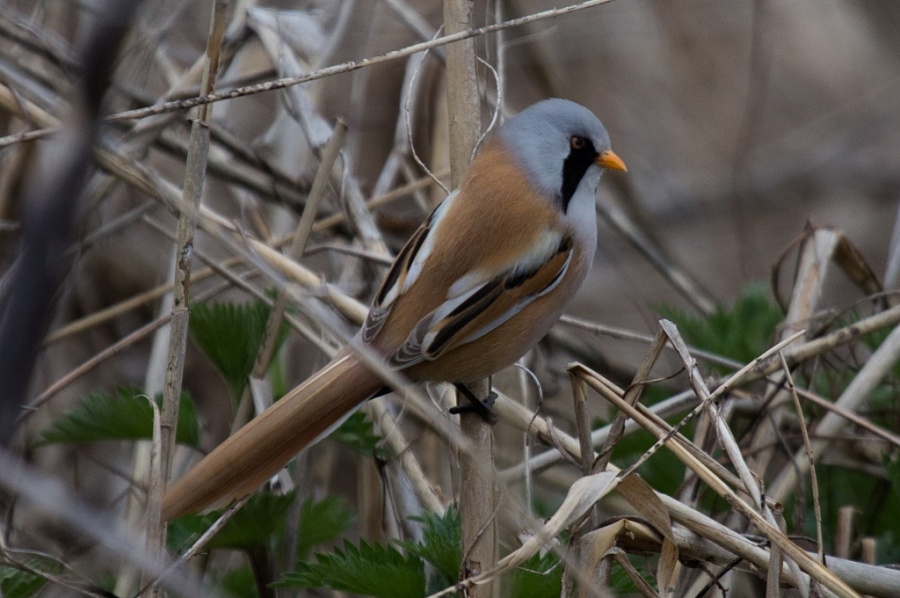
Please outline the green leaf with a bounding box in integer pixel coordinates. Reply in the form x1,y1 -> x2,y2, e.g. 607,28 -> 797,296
397,508 -> 461,587
786,457 -> 900,562
611,427 -> 685,496
169,492 -> 296,553
329,410 -> 387,457
296,496 -> 356,559
657,283 -> 782,371
609,557 -> 656,594
275,539 -> 425,598
504,551 -> 561,598
167,510 -> 217,553
190,301 -> 287,401
36,387 -> 199,447
219,564 -> 257,598
209,492 -> 295,550
0,559 -> 61,598
0,569 -> 47,598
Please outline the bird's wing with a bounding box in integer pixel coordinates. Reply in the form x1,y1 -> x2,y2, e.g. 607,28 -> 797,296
360,194 -> 453,344
390,232 -> 574,367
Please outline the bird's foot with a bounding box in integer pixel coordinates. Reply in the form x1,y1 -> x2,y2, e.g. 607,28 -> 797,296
449,384 -> 499,425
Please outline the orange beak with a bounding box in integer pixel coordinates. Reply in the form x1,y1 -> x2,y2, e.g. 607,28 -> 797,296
595,150 -> 627,172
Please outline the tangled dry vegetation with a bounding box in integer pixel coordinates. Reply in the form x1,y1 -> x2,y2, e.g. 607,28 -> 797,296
0,1 -> 899,597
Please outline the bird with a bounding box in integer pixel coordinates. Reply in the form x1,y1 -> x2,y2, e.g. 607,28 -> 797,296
162,98 -> 626,520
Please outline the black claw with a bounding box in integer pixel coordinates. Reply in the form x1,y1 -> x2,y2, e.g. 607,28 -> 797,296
449,385 -> 499,425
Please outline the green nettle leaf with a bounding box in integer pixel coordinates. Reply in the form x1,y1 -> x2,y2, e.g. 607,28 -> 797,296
218,564 -> 257,598
0,569 -> 46,598
189,300 -> 287,401
209,492 -> 294,550
169,493 -> 356,559
168,492 -> 296,552
296,496 -> 357,559
0,559 -> 61,598
36,387 -> 199,447
397,508 -> 461,587
658,283 -> 782,370
275,539 -> 425,598
329,410 -> 387,456
504,552 -> 561,598
167,510 -> 217,553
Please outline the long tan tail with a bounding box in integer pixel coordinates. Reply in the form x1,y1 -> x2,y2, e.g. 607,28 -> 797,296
162,352 -> 382,520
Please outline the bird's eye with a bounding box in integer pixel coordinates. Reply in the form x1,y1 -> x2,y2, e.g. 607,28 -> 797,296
570,136 -> 586,150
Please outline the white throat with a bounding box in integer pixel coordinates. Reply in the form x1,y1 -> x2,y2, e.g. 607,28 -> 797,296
566,171 -> 600,264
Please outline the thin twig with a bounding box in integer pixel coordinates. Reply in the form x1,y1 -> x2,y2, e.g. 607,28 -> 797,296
250,121 -> 347,386
573,367 -> 858,597
496,388 -> 892,596
0,0 -> 618,149
145,5 -> 228,592
769,320 -> 900,502
151,495 -> 250,592
781,352 -> 824,564
595,329 -> 667,472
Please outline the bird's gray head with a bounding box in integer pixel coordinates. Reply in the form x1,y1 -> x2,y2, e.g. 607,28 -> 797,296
498,98 -> 624,211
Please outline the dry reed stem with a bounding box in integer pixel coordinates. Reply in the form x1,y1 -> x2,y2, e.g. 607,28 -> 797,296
781,352 -> 825,564
769,319 -> 900,502
791,386 -> 900,447
492,375 -> 900,595
612,547 -> 659,598
42,170 -> 445,347
500,389 -> 799,593
431,472 -> 621,598
660,320 -> 764,510
151,494 -> 250,591
144,5 -> 229,596
572,373 -> 594,479
765,509 -> 785,597
42,256 -> 239,344
0,446 -> 209,597
571,366 -> 857,596
25,276 -> 238,417
0,0 -> 619,148
749,229 -> 840,487
559,314 -> 745,369
836,506 -> 855,561
561,367 -> 767,505
141,215 -> 342,359
245,122 -> 347,425
369,398 -> 445,514
606,328 -> 805,486
569,373 -> 598,587
441,0 -> 497,593
8,5 -> 900,598
250,32 -> 389,259
115,218 -> 184,595
618,519 -> 900,597
596,329 -> 667,472
500,390 -> 698,480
